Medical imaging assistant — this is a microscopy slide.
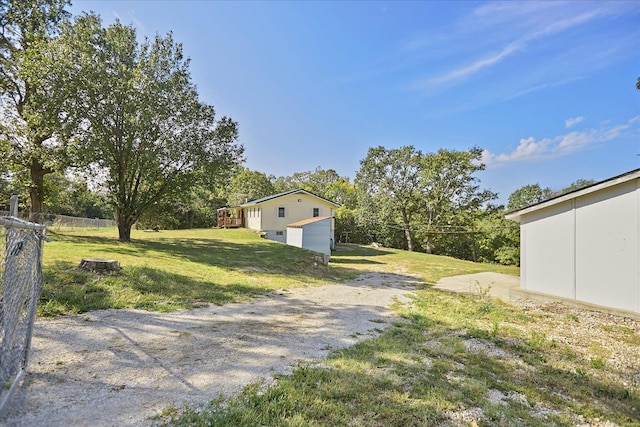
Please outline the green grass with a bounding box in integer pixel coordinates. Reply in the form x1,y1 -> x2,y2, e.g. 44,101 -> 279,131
36,228 -> 639,426
330,243 -> 519,285
39,228 -> 357,316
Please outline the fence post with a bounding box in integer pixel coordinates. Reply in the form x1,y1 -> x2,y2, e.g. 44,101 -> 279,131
9,195 -> 18,217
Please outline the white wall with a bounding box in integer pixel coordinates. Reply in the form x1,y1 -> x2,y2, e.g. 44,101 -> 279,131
519,178 -> 639,313
286,219 -> 331,256
521,201 -> 575,298
574,180 -> 638,312
286,227 -> 303,248
301,220 -> 331,255
245,207 -> 261,231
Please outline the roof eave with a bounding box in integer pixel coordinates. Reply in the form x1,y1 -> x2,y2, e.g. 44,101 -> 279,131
505,168 -> 640,222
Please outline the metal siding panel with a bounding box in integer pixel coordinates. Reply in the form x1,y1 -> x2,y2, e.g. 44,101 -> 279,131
286,227 -> 303,248
301,221 -> 331,255
521,201 -> 575,298
575,181 -> 639,312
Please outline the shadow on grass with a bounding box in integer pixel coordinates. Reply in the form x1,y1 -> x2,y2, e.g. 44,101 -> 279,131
40,261 -> 270,316
329,258 -> 383,265
46,232 -> 365,282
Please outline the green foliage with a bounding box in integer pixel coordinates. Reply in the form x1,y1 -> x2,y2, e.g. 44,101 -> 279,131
355,145 -> 423,251
272,167 -> 342,198
417,147 -> 497,255
557,179 -> 596,196
507,183 -> 546,211
0,0 -> 72,218
227,168 -> 275,206
43,172 -> 111,218
334,206 -> 368,244
353,145 -> 499,259
31,14 -> 243,241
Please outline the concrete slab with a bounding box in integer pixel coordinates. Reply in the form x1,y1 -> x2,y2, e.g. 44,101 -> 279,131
433,272 -> 520,302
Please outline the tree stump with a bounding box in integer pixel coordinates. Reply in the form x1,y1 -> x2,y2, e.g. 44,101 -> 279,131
79,258 -> 120,272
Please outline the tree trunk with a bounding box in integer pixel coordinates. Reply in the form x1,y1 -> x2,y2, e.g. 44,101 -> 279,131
118,220 -> 133,242
400,209 -> 413,252
116,208 -> 135,242
29,159 -> 48,223
425,237 -> 433,254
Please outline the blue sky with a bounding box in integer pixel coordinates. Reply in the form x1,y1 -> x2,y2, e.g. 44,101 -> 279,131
71,1 -> 640,204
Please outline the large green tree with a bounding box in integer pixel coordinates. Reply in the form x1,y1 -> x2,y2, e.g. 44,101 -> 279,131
355,146 -> 422,251
507,183 -> 546,211
417,147 -> 496,254
227,168 -> 275,206
272,167 -> 342,199
0,0 -> 70,220
34,14 -> 242,241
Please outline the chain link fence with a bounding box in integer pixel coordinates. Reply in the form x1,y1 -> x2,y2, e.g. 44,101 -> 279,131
0,206 -> 48,415
0,212 -> 116,230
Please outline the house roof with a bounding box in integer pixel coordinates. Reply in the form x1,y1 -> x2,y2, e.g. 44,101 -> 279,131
506,168 -> 640,223
239,189 -> 340,208
287,216 -> 333,228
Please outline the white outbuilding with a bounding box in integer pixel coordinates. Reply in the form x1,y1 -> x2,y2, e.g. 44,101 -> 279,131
286,216 -> 333,257
506,168 -> 640,316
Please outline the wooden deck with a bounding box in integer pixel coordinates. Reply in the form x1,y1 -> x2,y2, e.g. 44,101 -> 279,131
217,217 -> 244,228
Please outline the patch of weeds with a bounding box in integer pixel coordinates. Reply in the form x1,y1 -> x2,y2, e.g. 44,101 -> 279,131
526,331 -> 547,350
369,318 -> 386,324
490,319 -> 500,336
567,313 -> 580,322
151,403 -> 180,420
54,360 -> 64,366
471,280 -> 495,314
562,345 -> 578,362
575,367 -> 587,379
478,301 -> 495,314
589,357 -> 605,370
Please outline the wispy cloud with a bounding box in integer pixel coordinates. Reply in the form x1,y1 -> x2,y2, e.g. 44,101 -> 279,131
565,116 -> 585,128
408,1 -> 640,94
482,116 -> 640,166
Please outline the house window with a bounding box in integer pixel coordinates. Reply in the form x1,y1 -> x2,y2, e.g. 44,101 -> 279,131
312,208 -> 320,217
276,231 -> 284,236
278,207 -> 285,218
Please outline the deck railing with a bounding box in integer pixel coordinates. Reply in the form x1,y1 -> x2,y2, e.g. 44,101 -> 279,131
218,218 -> 244,228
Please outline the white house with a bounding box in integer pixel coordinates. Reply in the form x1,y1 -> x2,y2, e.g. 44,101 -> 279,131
286,216 -> 332,256
506,168 -> 640,315
217,189 -> 340,251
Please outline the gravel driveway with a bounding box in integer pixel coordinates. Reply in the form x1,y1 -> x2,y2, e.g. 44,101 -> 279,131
1,272 -> 418,426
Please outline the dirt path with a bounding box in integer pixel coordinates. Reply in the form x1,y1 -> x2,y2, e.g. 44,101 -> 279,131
2,272 -> 418,426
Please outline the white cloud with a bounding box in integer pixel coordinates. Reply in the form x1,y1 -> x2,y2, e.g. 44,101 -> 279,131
565,116 -> 584,128
483,116 -> 640,166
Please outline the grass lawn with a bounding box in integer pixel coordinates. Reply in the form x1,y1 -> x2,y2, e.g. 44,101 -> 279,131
39,227 -> 356,316
37,228 -> 639,426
